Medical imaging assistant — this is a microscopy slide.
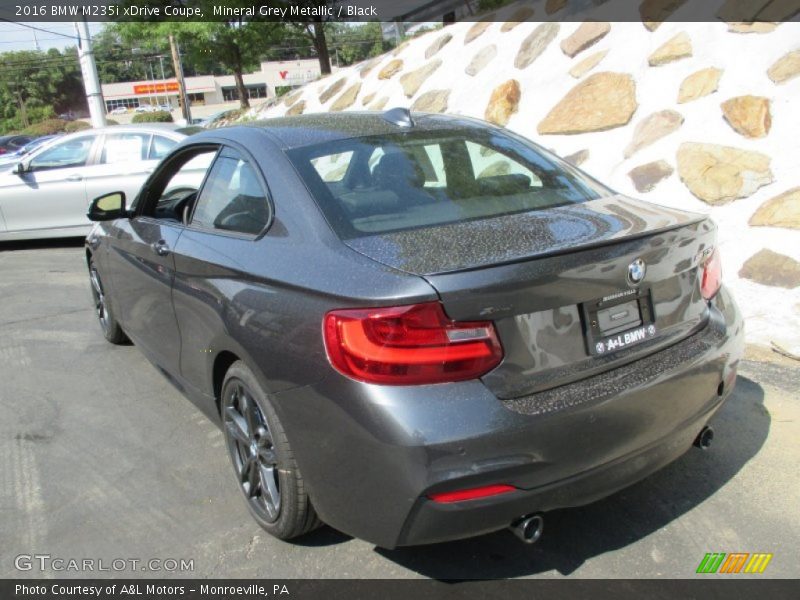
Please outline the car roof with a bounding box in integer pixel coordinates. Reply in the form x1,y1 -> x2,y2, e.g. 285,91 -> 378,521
0,134 -> 30,142
235,111 -> 492,150
56,123 -> 189,141
95,123 -> 185,133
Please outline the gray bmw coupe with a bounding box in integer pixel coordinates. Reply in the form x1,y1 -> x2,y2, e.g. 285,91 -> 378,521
85,109 -> 743,548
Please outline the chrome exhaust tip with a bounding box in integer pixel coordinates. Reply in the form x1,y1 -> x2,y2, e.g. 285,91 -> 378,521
694,425 -> 714,450
510,513 -> 544,544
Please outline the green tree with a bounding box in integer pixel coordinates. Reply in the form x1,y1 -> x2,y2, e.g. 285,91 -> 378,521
93,27 -> 154,84
328,22 -> 387,67
0,48 -> 84,133
113,17 -> 285,109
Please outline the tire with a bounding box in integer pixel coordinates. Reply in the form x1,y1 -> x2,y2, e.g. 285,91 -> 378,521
220,360 -> 322,540
88,256 -> 128,345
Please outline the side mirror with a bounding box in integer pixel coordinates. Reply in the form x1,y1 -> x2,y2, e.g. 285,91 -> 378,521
88,191 -> 126,221
13,162 -> 27,175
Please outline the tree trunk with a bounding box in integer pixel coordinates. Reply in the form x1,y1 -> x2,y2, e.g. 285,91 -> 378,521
17,93 -> 29,127
232,44 -> 250,109
313,22 -> 332,75
234,68 -> 250,109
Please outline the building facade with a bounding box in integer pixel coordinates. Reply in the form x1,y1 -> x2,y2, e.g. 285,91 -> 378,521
101,58 -> 326,113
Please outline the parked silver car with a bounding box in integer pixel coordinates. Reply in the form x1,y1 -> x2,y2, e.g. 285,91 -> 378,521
0,124 -> 201,240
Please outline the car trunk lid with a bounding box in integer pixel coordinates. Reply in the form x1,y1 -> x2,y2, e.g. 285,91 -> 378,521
344,196 -> 714,398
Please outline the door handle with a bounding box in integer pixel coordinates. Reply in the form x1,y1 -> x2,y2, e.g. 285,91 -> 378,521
151,240 -> 170,256
66,174 -> 83,182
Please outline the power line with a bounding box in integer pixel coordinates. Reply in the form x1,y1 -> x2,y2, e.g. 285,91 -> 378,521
0,36 -> 69,44
0,18 -> 77,40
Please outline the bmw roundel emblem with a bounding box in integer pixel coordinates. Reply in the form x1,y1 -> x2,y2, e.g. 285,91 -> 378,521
627,258 -> 647,286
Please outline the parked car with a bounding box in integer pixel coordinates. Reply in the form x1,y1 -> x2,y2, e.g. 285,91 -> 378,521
0,134 -> 33,155
0,135 -> 62,167
135,104 -> 158,113
0,124 -> 200,241
197,108 -> 239,128
109,106 -> 129,115
84,110 -> 743,548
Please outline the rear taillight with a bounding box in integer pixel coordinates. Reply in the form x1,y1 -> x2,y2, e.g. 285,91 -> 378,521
700,248 -> 722,301
323,301 -> 503,385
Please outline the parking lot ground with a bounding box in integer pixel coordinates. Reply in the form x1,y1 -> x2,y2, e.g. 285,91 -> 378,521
1,240 -> 798,579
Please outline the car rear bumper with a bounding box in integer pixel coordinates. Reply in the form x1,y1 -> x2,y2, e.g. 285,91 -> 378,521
274,285 -> 743,548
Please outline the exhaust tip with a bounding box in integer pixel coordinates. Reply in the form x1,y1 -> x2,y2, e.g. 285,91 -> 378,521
510,513 -> 544,545
694,425 -> 714,450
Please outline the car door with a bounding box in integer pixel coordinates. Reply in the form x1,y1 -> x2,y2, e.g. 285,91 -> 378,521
83,131 -> 180,208
0,134 -> 98,234
170,146 -> 273,390
104,145 -> 218,376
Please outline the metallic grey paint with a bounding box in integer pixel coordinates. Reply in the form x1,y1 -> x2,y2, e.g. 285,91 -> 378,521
86,113 -> 744,548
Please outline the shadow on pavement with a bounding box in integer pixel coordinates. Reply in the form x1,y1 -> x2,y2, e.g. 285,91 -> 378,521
0,237 -> 85,252
371,377 -> 769,579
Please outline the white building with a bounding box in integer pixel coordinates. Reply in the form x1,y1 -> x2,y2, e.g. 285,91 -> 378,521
101,58 -> 327,112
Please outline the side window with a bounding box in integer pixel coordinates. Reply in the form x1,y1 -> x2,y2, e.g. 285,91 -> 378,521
466,141 -> 543,187
29,136 -> 94,171
310,151 -> 353,182
191,151 -> 270,236
99,133 -> 151,164
150,135 -> 177,160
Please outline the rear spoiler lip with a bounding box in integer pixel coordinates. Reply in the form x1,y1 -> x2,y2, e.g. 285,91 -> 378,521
344,194 -> 712,277
423,214 -> 711,277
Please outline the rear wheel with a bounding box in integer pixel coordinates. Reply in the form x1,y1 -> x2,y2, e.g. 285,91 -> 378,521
88,257 -> 127,344
221,361 -> 321,540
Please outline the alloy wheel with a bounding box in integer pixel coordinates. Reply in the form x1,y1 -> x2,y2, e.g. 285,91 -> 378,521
89,267 -> 110,333
222,381 -> 281,522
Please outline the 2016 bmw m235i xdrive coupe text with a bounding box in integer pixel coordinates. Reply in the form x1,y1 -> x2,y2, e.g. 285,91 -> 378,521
85,109 -> 743,548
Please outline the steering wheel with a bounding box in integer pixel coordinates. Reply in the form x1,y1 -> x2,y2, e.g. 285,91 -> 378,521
155,187 -> 198,222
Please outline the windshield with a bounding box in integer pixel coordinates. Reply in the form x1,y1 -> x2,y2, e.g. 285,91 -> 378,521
287,128 -> 610,239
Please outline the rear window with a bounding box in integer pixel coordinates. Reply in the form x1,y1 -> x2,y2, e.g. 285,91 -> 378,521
287,129 -> 609,239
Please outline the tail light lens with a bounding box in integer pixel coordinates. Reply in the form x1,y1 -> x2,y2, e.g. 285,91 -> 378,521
323,301 -> 503,385
700,248 -> 722,301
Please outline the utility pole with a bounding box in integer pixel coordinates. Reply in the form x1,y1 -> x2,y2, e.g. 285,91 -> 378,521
158,55 -> 169,109
169,34 -> 192,124
74,19 -> 106,128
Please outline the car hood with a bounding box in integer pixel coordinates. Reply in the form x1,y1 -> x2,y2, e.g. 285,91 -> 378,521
343,195 -> 706,276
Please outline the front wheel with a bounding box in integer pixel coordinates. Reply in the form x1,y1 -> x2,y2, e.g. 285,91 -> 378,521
88,257 -> 128,344
221,361 -> 322,540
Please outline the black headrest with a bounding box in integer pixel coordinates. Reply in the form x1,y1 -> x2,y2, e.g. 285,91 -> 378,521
373,152 -> 424,189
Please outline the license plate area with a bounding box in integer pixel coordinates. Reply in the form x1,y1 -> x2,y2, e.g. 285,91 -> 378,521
581,288 -> 656,356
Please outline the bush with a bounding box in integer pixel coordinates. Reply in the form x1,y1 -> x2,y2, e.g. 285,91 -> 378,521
64,120 -> 91,133
21,119 -> 70,136
131,110 -> 173,124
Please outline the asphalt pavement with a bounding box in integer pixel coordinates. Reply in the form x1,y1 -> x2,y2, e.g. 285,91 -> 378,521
1,239 -> 798,579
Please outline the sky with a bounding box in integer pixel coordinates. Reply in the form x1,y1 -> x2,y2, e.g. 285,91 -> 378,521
0,21 -> 106,53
